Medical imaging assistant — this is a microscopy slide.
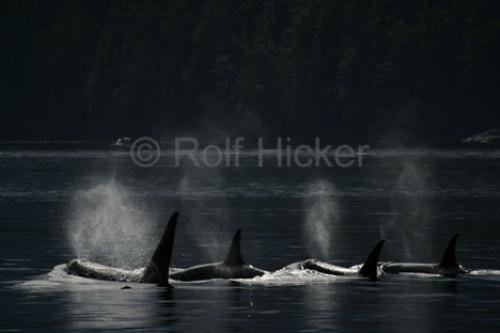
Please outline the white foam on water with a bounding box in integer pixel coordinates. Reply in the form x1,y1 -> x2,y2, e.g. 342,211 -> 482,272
17,264 -> 151,291
233,268 -> 341,286
469,269 -> 500,277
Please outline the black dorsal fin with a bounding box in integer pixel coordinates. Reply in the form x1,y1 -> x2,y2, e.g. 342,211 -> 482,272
439,234 -> 459,268
358,240 -> 385,280
223,229 -> 245,266
141,212 -> 178,286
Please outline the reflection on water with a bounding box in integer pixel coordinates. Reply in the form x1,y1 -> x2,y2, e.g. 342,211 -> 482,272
65,288 -> 175,330
2,149 -> 500,332
303,284 -> 336,330
14,264 -> 500,332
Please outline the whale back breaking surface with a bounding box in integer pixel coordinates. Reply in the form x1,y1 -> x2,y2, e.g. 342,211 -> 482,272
380,262 -> 439,275
169,262 -> 265,281
169,229 -> 266,281
381,234 -> 463,277
298,260 -> 358,276
66,259 -> 143,282
285,239 -> 385,280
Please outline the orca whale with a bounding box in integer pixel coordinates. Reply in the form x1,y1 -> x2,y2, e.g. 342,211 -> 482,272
169,229 -> 267,281
284,240 -> 386,280
66,211 -> 178,286
380,234 -> 469,277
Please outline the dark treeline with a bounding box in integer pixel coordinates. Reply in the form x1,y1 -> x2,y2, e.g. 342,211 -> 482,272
2,0 -> 499,144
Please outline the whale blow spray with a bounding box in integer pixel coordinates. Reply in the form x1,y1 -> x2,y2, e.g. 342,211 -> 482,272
67,180 -> 154,269
303,180 -> 339,260
382,159 -> 432,259
177,170 -> 229,261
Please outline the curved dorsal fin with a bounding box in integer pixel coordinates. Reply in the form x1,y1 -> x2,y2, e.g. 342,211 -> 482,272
141,212 -> 178,286
359,240 -> 385,280
439,234 -> 459,268
223,229 -> 245,266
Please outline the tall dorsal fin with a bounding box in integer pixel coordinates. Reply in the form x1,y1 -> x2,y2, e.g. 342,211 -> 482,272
223,229 -> 245,266
358,240 -> 385,280
141,212 -> 178,286
439,234 -> 459,268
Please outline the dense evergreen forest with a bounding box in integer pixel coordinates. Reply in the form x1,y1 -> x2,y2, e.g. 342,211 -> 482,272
2,0 -> 499,144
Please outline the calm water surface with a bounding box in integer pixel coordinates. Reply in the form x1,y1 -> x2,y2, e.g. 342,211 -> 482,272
1,148 -> 500,332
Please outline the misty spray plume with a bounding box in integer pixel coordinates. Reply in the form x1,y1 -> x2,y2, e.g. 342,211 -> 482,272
172,100 -> 267,261
303,180 -> 339,259
66,180 -> 155,269
177,167 -> 230,261
381,159 -> 432,259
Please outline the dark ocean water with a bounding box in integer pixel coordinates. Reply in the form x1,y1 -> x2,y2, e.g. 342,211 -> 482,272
2,148 -> 500,332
